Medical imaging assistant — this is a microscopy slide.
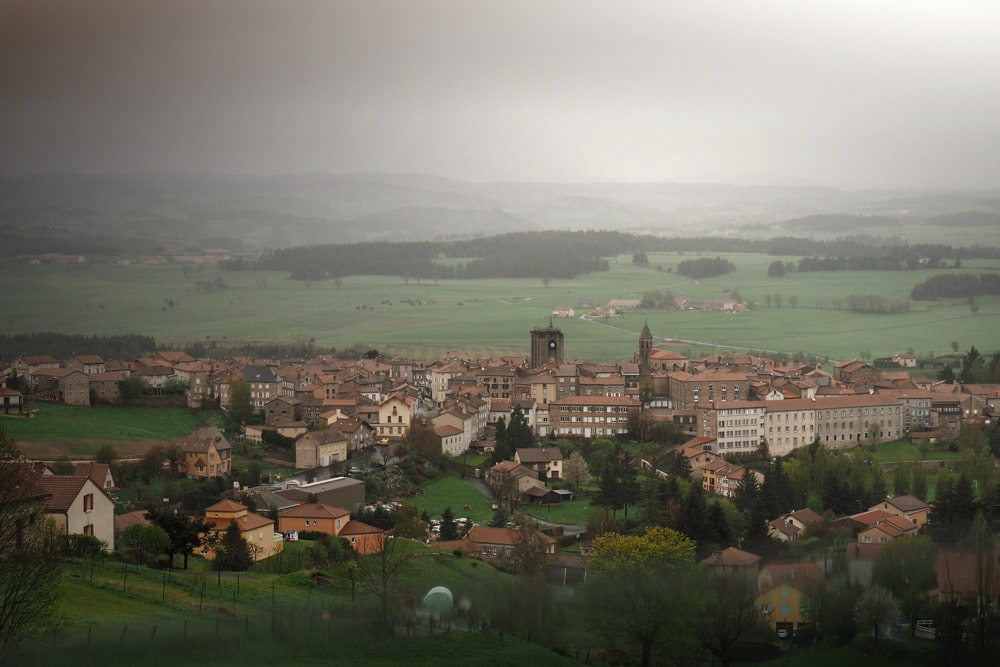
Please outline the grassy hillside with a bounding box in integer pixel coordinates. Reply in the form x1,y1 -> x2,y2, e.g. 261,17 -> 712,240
1,255 -> 997,363
20,552 -> 576,667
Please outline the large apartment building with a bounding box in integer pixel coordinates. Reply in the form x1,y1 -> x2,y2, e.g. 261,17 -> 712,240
698,394 -> 904,456
549,395 -> 641,438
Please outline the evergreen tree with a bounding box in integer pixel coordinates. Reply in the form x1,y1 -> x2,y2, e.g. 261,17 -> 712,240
506,404 -> 534,451
761,458 -> 796,516
214,521 -> 253,572
228,380 -> 253,426
668,451 -> 693,480
925,475 -> 980,544
596,451 -> 641,518
440,506 -> 458,541
493,417 -> 510,463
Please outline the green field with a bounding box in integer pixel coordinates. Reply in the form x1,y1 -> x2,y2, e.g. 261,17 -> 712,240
1,256 -> 998,362
18,553 -> 575,667
1,403 -> 201,443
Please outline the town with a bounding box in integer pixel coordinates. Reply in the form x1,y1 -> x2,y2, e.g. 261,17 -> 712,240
3,320 -> 998,665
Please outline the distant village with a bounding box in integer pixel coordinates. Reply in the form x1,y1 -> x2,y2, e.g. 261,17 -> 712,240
4,322 -> 999,643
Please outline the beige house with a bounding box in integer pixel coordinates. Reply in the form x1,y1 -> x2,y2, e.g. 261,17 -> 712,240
868,495 -> 930,528
37,475 -> 115,550
199,499 -> 283,561
514,447 -> 564,480
377,391 -> 414,439
295,429 -> 349,469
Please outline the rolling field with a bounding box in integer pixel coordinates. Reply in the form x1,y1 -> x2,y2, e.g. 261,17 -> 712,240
1,255 -> 997,362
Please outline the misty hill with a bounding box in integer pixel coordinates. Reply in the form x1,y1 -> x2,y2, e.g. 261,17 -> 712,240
2,173 -> 999,256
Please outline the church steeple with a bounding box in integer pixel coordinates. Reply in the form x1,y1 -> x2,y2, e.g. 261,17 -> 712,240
639,321 -> 653,374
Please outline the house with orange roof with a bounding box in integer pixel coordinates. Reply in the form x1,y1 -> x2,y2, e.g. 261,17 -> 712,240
676,437 -> 722,481
37,475 -> 115,550
701,546 -> 762,579
868,494 -> 929,528
277,502 -> 350,536
338,519 -> 385,554
32,367 -> 90,405
198,499 -> 282,561
377,391 -> 414,439
74,461 -> 116,492
768,508 -> 824,542
176,425 -> 232,478
453,525 -> 557,562
702,460 -> 761,499
755,560 -> 824,638
65,355 -> 106,375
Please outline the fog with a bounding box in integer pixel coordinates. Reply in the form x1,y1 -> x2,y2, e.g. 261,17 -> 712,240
2,0 -> 999,188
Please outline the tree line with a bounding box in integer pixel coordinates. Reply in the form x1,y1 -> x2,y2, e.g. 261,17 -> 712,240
675,257 -> 735,279
910,273 -> 1000,300
236,230 -> 1000,283
0,332 -> 157,362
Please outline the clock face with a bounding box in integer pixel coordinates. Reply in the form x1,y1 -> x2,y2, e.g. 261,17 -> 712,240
549,340 -> 556,349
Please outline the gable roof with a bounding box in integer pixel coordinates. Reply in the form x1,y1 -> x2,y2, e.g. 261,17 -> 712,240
702,546 -> 761,567
36,475 -> 93,512
281,502 -> 350,521
515,447 -> 563,463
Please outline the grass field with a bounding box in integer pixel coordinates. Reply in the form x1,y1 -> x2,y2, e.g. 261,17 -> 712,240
855,439 -> 964,464
19,553 -> 576,667
1,403 -> 202,444
1,257 -> 997,362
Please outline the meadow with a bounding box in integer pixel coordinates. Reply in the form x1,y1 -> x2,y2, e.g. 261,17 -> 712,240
1,403 -> 201,444
1,254 -> 997,363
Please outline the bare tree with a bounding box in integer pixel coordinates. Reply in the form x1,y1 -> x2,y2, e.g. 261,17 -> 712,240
0,428 -> 64,659
353,533 -> 416,630
700,575 -> 772,667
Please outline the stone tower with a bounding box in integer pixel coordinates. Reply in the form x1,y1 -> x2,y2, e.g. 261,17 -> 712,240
530,320 -> 564,368
638,320 -> 653,374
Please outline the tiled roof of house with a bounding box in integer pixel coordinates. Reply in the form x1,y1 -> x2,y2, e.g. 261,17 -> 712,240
281,502 -> 349,520
516,447 -> 563,463
702,546 -> 761,567
339,520 -> 383,536
36,475 -> 89,512
885,494 -> 929,513
205,499 -> 247,513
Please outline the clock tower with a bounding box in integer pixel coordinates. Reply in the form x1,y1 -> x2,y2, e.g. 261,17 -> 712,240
530,320 -> 564,368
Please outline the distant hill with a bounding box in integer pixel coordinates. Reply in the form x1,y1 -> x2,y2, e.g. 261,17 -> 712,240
2,173 -> 999,256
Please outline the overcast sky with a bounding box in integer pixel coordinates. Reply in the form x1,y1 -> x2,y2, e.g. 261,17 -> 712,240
2,0 -> 999,188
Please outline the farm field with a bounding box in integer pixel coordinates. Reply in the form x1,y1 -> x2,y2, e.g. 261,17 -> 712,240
1,256 -> 997,362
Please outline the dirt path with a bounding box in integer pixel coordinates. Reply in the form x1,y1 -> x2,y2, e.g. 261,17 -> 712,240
15,438 -> 170,461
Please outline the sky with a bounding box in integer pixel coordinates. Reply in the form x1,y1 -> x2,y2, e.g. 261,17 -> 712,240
2,0 -> 999,188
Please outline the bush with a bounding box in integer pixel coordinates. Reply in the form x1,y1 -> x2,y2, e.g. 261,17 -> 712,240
64,534 -> 106,558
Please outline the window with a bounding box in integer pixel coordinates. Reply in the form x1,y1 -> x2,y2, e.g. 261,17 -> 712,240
781,604 -> 789,615
84,493 -> 94,512
84,524 -> 94,536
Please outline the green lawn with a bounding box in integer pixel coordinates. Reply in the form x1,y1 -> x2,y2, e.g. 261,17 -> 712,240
526,497 -> 592,526
855,439 -> 964,464
2,403 -> 202,443
2,258 -> 997,362
411,476 -> 495,524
